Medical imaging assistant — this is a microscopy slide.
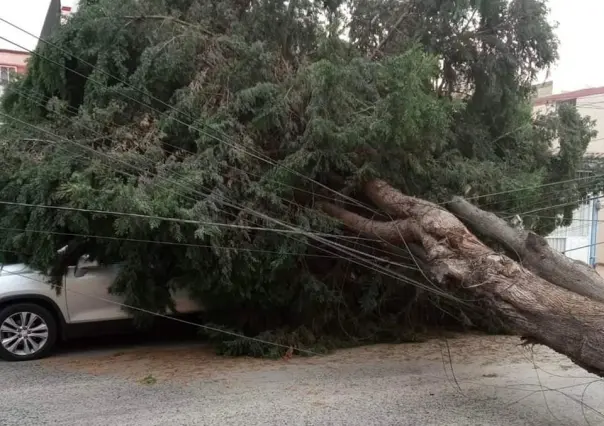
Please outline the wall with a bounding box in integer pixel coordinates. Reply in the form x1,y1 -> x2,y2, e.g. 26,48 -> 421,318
534,81 -> 554,98
577,94 -> 604,154
0,50 -> 29,98
546,199 -> 595,265
573,94 -> 604,270
0,50 -> 28,74
533,90 -> 604,153
595,204 -> 604,275
0,0 -> 62,99
534,86 -> 604,271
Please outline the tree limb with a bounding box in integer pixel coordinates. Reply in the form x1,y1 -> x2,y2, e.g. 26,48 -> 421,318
120,15 -> 214,36
317,201 -> 421,243
447,196 -> 604,303
326,183 -> 604,375
368,8 -> 410,59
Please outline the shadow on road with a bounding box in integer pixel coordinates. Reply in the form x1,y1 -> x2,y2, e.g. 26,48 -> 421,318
55,318 -> 206,356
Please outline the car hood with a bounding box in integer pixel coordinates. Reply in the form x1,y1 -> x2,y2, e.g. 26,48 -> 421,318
0,263 -> 36,277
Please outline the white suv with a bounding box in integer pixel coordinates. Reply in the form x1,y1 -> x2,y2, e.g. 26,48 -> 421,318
0,256 -> 201,361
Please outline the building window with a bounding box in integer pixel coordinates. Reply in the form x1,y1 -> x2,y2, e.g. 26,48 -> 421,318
0,66 -> 17,87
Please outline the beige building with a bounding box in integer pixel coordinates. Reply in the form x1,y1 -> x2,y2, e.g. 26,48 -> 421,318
533,83 -> 604,274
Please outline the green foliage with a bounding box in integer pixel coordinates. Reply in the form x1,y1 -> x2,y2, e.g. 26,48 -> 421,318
0,0 -> 598,354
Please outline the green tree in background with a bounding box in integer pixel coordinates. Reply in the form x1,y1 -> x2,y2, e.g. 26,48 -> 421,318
0,0 -> 598,354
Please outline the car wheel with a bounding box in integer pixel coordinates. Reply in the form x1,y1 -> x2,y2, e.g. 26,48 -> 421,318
0,303 -> 58,361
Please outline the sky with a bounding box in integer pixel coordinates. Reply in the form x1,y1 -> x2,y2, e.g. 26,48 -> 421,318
0,0 -> 602,94
0,0 -> 78,52
537,0 -> 604,93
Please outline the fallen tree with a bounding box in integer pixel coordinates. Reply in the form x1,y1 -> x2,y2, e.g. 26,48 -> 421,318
320,179 -> 604,376
3,0 -> 604,360
448,197 -> 604,303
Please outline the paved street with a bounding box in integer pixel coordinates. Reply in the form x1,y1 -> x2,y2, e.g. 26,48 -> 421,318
1,335 -> 603,425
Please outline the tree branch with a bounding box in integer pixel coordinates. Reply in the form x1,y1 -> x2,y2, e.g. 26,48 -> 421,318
447,196 -> 604,303
317,201 -> 421,244
368,8 -> 410,59
364,179 -> 439,218
120,15 -> 214,36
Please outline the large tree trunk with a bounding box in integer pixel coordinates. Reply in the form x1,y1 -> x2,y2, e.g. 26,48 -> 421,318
447,197 -> 604,304
319,180 -> 604,376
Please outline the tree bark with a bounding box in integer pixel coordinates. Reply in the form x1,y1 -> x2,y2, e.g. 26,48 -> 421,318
317,202 -> 422,244
447,196 -> 604,304
319,179 -> 604,376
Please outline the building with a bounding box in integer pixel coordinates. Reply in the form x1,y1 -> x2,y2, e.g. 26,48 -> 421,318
0,0 -> 62,97
0,50 -> 27,97
533,83 -> 604,274
534,86 -> 604,154
61,6 -> 73,25
534,81 -> 554,99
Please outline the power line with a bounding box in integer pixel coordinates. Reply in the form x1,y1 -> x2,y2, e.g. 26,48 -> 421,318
0,198 -> 336,236
7,85 -> 365,214
2,19 -> 601,216
2,86 -> 423,266
2,114 -> 458,301
7,90 -> 602,279
0,34 -> 425,279
1,111 -> 596,301
0,224 -> 423,270
0,225 -> 374,260
6,14 -> 596,351
0,29 -> 384,221
2,23 -> 595,301
14,85 -> 603,272
3,26 -> 599,263
0,113 -> 592,300
476,175 -> 604,210
460,173 -> 604,204
496,192 -> 595,217
505,196 -> 604,219
0,200 -> 458,295
0,200 -> 422,272
563,241 -> 604,254
531,216 -> 604,223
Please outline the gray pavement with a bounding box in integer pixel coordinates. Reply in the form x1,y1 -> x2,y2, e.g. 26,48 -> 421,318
0,335 -> 603,425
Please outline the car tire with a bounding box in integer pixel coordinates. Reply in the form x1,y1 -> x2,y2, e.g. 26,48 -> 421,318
0,303 -> 58,361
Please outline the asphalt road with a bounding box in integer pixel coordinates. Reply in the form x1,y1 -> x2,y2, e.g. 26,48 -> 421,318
1,335 -> 603,426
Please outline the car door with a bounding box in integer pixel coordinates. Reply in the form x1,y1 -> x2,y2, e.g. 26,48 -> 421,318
64,256 -> 129,323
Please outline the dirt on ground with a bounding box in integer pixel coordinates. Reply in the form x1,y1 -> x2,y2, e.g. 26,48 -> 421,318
41,334 -> 574,384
